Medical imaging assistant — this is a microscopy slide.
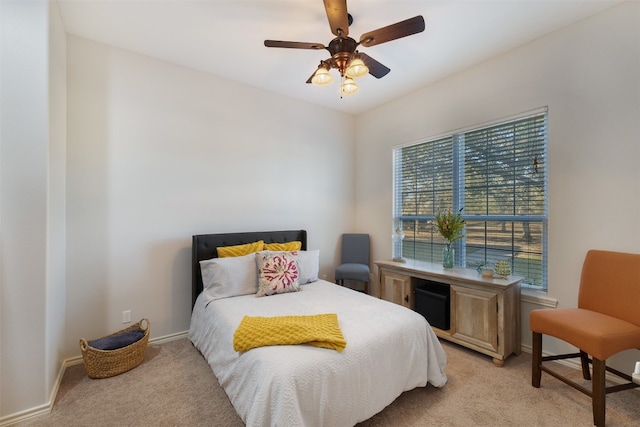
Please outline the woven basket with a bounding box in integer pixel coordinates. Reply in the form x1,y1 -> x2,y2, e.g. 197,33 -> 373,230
80,318 -> 150,379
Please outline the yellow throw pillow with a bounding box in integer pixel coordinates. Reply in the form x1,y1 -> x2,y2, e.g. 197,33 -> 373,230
217,240 -> 264,258
264,241 -> 302,251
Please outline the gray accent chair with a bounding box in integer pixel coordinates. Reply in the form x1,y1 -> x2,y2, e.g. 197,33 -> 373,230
335,233 -> 370,293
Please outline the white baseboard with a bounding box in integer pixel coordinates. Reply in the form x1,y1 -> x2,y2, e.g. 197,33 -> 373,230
0,331 -> 189,427
149,330 -> 189,346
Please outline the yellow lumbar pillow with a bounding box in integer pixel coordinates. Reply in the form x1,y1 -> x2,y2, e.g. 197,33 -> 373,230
264,241 -> 302,251
217,240 -> 264,258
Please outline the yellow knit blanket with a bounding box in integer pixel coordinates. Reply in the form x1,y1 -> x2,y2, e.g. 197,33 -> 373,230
233,314 -> 347,353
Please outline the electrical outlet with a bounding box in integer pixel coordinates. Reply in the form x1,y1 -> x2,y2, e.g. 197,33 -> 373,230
122,310 -> 131,324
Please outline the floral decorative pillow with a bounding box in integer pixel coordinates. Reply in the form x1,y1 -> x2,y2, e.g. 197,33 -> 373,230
262,250 -> 320,284
255,251 -> 300,297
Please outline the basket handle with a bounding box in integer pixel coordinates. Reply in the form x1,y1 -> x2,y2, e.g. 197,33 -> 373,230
140,318 -> 150,331
79,338 -> 88,352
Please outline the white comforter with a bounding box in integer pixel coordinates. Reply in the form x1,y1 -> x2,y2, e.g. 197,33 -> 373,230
189,280 -> 447,427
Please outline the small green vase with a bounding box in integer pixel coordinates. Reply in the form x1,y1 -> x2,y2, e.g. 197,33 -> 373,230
442,243 -> 455,269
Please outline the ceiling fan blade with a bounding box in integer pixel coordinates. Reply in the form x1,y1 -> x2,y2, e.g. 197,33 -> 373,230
359,52 -> 391,79
264,40 -> 326,50
359,15 -> 425,47
323,0 -> 349,37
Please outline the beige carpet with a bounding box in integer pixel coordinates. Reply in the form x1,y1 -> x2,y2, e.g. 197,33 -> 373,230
16,338 -> 639,426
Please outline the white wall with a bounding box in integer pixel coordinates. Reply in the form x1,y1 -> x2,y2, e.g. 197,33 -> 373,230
46,0 -> 67,401
65,36 -> 356,357
356,1 -> 640,370
0,0 -> 67,418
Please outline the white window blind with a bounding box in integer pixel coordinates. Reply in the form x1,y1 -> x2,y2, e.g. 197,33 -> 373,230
393,111 -> 548,289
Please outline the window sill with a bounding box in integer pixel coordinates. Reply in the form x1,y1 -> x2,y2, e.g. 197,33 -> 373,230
521,287 -> 558,308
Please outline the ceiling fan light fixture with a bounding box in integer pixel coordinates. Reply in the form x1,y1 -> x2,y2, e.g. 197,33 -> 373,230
264,1 -> 425,98
345,54 -> 369,79
339,77 -> 359,95
311,64 -> 333,86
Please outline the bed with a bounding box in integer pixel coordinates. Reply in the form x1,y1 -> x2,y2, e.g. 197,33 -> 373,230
188,230 -> 447,426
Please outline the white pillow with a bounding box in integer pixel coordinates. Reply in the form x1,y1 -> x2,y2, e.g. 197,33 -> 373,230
200,253 -> 258,303
296,249 -> 320,284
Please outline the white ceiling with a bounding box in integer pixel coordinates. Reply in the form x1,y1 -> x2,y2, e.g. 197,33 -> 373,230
57,0 -> 621,115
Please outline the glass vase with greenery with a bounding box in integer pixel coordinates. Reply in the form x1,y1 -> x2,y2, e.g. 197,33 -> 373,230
435,208 -> 465,268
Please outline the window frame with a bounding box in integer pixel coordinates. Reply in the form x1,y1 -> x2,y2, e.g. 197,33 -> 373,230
393,108 -> 548,290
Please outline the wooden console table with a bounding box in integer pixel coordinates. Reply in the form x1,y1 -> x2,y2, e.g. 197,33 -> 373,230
376,259 -> 523,366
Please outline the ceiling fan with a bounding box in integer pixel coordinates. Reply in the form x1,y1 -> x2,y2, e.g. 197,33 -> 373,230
264,0 -> 425,96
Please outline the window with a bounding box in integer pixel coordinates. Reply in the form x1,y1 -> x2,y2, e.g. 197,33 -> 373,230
393,110 -> 548,290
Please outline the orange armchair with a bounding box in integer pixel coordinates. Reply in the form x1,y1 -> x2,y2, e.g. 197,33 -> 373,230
530,250 -> 640,426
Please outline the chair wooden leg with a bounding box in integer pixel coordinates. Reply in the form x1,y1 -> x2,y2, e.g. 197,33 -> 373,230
532,331 -> 542,388
580,350 -> 591,380
592,357 -> 606,427
364,281 -> 369,294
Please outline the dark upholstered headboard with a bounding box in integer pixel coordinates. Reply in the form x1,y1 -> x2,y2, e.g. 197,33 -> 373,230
192,230 -> 307,308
